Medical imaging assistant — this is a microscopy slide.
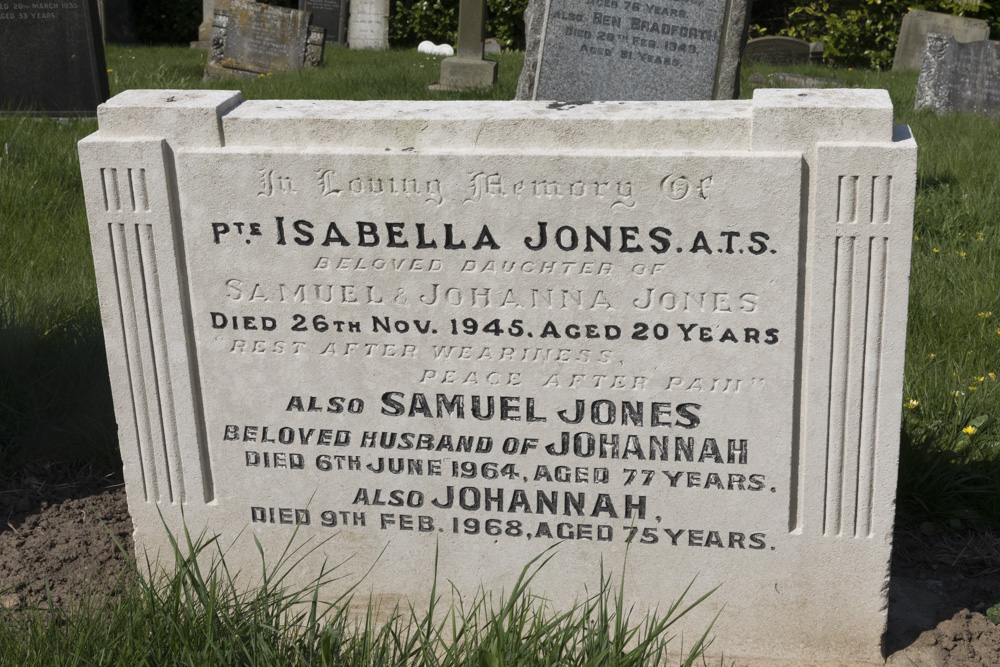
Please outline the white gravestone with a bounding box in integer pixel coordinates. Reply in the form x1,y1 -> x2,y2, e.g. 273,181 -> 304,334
347,0 -> 388,50
79,89 -> 916,666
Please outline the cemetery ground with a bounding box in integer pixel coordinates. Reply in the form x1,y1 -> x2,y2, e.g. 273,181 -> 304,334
2,45 -> 1000,664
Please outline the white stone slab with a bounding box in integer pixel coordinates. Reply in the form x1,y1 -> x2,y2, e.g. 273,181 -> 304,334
79,89 -> 916,666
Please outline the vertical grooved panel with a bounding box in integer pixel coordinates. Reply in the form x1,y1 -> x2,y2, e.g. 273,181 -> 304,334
103,168 -> 121,211
873,175 -> 891,224
840,236 -> 872,536
837,175 -> 858,223
110,222 -> 159,501
824,236 -> 854,535
139,223 -> 187,503
133,224 -> 174,504
856,176 -> 873,224
107,225 -> 148,502
856,238 -> 888,536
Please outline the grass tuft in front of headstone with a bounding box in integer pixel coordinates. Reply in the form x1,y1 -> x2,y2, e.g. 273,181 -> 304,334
0,519 -> 722,666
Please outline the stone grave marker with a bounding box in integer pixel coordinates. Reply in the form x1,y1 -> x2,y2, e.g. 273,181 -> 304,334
347,0 -> 389,50
79,88 -> 916,665
300,0 -> 348,45
434,0 -> 497,90
0,0 -> 109,116
916,33 -> 1000,116
742,36 -> 819,65
892,9 -> 989,71
516,0 -> 752,101
205,0 -> 325,79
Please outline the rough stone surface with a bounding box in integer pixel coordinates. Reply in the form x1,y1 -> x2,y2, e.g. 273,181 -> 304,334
204,1 -> 325,79
300,0 -> 347,45
0,0 -> 109,116
915,34 -> 1000,116
347,0 -> 389,50
516,0 -> 751,100
435,57 -> 498,90
748,72 -> 844,88
893,9 -> 989,71
79,89 -> 916,665
743,36 -> 814,64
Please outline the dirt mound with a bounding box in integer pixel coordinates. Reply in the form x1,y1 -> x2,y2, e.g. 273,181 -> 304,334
0,468 -> 133,609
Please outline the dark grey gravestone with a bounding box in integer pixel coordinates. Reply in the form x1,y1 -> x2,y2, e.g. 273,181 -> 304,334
915,33 -> 1000,116
516,0 -> 751,101
300,0 -> 347,44
743,36 -> 812,65
0,0 -> 109,116
893,9 -> 989,71
205,0 -> 324,78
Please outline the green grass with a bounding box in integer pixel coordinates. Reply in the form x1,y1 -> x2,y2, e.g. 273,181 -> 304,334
2,46 -> 999,531
0,524 -> 719,666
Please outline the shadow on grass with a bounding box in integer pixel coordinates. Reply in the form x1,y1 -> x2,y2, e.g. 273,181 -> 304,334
0,304 -> 118,476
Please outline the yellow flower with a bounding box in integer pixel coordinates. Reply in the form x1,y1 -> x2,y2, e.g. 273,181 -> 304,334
954,390 -> 965,397
977,233 -> 985,242
978,312 -> 992,318
957,251 -> 967,258
976,376 -> 986,383
904,398 -> 919,409
914,234 -> 920,240
990,373 -> 997,381
969,386 -> 978,391
932,248 -> 939,253
963,426 -> 976,435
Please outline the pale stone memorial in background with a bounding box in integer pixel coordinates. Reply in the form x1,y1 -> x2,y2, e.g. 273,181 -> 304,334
347,0 -> 389,50
892,9 -> 989,71
79,88 -> 916,665
516,0 -> 752,100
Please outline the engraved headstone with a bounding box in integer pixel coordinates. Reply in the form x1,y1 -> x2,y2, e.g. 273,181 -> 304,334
79,88 -> 916,665
0,0 -> 109,116
743,36 -> 813,64
892,9 -> 989,71
516,0 -> 752,101
347,0 -> 388,50
300,0 -> 347,45
916,33 -> 1000,116
205,0 -> 325,78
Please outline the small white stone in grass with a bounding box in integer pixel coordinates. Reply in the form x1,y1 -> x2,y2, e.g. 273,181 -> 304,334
1,593 -> 20,609
417,41 -> 454,56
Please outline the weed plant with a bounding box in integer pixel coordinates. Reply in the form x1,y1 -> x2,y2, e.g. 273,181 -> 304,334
1,48 -> 999,531
0,522 -> 718,666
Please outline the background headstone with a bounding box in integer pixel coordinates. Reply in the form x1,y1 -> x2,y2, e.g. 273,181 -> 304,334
196,0 -> 232,48
916,33 -> 1000,116
79,88 -> 916,665
204,0 -> 325,78
347,0 -> 389,50
434,0 -> 497,90
0,0 -> 109,116
300,0 -> 348,45
892,9 -> 989,71
743,36 -> 812,64
516,0 -> 752,100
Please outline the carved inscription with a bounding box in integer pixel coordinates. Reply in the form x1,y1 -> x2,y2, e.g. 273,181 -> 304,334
179,152 -> 799,554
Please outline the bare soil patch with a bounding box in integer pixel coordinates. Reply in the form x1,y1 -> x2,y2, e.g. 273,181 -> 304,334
1,466 -> 999,664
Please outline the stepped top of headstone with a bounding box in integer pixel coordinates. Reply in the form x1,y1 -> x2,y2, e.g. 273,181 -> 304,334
93,88 -> 896,151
